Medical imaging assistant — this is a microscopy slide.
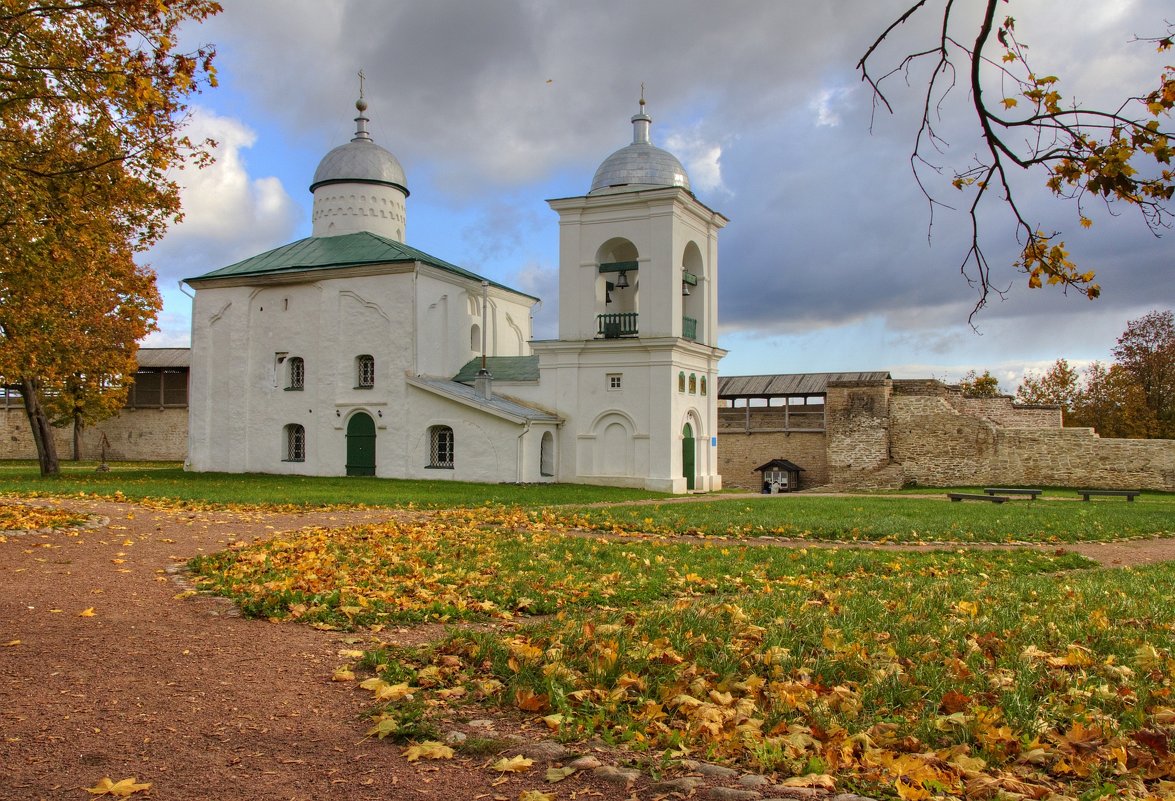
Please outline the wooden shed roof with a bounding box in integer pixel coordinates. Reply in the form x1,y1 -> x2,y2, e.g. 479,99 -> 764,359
135,348 -> 190,369
717,372 -> 890,398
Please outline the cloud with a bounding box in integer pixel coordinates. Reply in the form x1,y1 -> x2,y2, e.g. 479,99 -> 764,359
809,86 -> 856,127
144,107 -> 301,284
664,129 -> 727,195
162,0 -> 1169,378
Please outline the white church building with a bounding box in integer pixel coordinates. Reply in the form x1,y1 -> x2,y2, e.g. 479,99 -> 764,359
186,93 -> 727,493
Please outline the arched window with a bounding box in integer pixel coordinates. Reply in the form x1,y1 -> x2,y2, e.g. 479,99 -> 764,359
284,424 -> 306,462
470,324 -> 481,352
356,355 -> 375,388
700,376 -> 707,396
429,425 -> 454,469
287,357 -> 305,390
688,374 -> 697,394
678,372 -> 686,393
540,431 -> 555,477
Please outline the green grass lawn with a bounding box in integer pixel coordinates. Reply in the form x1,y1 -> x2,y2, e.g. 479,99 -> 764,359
186,506 -> 1175,800
0,460 -> 665,507
8,463 -> 1175,798
562,493 -> 1175,543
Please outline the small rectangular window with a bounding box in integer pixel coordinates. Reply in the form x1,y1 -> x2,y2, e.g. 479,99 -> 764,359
285,424 -> 306,462
607,373 -> 622,390
429,426 -> 454,469
356,355 -> 375,388
287,357 -> 305,390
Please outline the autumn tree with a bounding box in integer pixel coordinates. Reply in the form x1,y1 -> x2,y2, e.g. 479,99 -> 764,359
1111,309 -> 1175,437
1067,361 -> 1158,438
859,2 -> 1174,317
958,369 -> 1002,397
0,1 -> 220,475
1015,359 -> 1081,414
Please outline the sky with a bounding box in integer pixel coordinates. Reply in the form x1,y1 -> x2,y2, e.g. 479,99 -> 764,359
144,0 -> 1174,391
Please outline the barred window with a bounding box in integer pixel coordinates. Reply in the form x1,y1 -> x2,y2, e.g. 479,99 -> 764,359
356,354 -> 375,388
429,425 -> 454,469
284,424 -> 306,462
288,357 -> 305,390
688,373 -> 697,394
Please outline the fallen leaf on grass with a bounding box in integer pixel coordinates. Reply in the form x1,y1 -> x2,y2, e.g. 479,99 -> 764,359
86,777 -> 151,797
403,741 -> 454,761
366,716 -> 399,740
492,755 -> 534,773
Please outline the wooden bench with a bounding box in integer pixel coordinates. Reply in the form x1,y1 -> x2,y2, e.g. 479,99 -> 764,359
984,488 -> 1042,499
1078,489 -> 1141,502
948,493 -> 1008,503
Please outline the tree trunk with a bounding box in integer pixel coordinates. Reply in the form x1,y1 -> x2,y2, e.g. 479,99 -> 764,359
72,411 -> 83,461
20,378 -> 59,476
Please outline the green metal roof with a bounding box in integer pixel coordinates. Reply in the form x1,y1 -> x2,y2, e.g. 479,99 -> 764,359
187,231 -> 536,299
453,356 -> 540,384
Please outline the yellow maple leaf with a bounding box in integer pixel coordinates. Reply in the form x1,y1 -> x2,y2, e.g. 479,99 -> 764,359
1002,97 -> 1019,109
78,607 -> 96,617
403,740 -> 455,761
86,777 -> 152,797
331,667 -> 355,682
780,774 -> 836,790
520,791 -> 555,801
366,716 -> 398,740
493,754 -> 535,773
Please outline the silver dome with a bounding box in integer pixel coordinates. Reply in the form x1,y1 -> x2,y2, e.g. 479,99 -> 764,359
588,102 -> 690,195
309,99 -> 409,195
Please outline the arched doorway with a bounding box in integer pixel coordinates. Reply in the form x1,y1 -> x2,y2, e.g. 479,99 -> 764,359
682,422 -> 696,491
346,412 -> 376,476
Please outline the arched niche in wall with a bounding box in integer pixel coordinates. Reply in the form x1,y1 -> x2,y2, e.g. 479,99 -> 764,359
681,240 -> 704,341
596,238 -> 639,317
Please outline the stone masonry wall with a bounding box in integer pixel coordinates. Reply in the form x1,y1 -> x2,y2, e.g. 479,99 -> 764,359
718,429 -> 827,490
888,386 -> 1175,490
0,407 -> 188,461
825,380 -> 905,489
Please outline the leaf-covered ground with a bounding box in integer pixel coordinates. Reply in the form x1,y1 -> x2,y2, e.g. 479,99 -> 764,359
188,505 -> 1175,800
0,501 -> 89,531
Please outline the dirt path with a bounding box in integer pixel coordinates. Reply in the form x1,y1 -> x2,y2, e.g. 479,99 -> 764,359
2,497 -> 1172,800
0,500 -> 643,801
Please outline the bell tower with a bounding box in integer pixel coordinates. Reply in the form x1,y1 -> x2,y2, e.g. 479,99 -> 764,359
534,98 -> 727,493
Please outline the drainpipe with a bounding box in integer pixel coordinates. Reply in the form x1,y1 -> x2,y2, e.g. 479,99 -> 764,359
516,420 -> 531,483
476,280 -> 492,399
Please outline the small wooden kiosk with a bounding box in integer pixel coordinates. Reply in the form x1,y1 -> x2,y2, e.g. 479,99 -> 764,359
755,459 -> 805,493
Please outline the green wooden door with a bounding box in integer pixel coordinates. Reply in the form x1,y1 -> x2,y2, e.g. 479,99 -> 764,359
346,412 -> 376,476
682,423 -> 695,491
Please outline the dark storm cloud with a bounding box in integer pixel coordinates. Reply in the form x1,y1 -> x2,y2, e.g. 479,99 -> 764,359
188,0 -> 1170,356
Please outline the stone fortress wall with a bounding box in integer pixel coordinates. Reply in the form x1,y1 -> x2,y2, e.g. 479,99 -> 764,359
824,378 -> 1174,491
0,407 -> 189,462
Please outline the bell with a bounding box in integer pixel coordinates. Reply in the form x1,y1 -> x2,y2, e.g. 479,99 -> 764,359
681,281 -> 691,296
615,271 -> 629,289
